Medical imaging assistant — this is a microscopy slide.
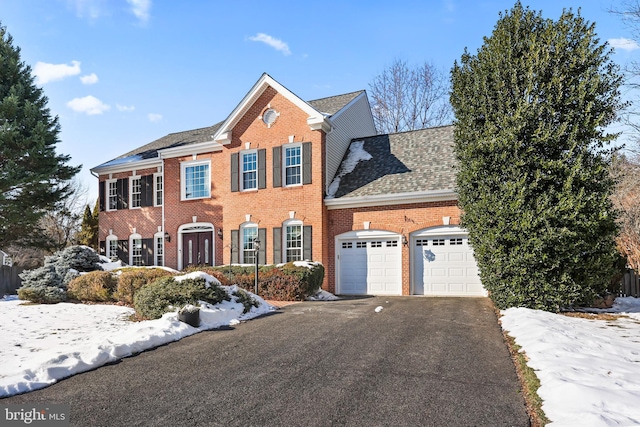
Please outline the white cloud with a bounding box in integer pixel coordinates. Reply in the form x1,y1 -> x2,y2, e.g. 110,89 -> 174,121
68,0 -> 105,19
147,113 -> 162,122
608,37 -> 640,52
116,104 -> 135,112
33,60 -> 81,85
67,96 -> 110,115
127,0 -> 151,23
249,33 -> 291,56
80,73 -> 99,85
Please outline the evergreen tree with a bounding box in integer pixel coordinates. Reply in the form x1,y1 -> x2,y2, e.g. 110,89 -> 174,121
0,23 -> 80,249
77,202 -> 98,249
450,3 -> 624,311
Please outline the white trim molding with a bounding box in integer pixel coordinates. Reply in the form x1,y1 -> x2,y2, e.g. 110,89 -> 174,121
324,189 -> 458,210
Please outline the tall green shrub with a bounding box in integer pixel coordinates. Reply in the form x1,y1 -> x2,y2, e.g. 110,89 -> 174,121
450,2 -> 624,311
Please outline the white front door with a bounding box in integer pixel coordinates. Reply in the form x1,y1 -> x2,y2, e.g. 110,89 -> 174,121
338,237 -> 401,295
412,228 -> 485,297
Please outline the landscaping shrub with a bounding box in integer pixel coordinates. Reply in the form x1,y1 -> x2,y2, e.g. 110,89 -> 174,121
133,276 -> 230,320
180,266 -> 231,286
114,268 -> 175,304
67,271 -> 118,302
17,283 -> 67,304
232,288 -> 259,314
45,245 -> 102,273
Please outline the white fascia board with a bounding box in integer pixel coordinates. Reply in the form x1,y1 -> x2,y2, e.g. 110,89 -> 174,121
213,73 -> 330,144
159,141 -> 223,159
324,189 -> 458,210
91,157 -> 162,176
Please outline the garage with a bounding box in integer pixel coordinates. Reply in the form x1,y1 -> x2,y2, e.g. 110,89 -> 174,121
336,231 -> 402,295
412,226 -> 486,297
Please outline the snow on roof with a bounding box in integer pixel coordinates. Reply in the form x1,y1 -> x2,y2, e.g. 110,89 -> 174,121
326,141 -> 372,199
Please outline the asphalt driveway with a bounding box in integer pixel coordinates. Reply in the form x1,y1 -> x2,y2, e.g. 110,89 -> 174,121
2,297 -> 529,426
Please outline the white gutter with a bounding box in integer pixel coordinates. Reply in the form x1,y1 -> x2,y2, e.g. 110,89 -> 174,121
324,189 -> 458,210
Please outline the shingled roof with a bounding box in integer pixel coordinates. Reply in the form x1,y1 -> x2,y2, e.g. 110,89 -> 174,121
328,125 -> 457,199
94,90 -> 363,170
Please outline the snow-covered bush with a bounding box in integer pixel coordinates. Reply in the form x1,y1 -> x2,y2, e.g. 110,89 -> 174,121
133,276 -> 230,320
67,271 -> 118,302
18,245 -> 103,303
232,288 -> 259,314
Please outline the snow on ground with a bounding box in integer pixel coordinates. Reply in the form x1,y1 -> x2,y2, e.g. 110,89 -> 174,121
501,297 -> 640,426
0,272 -> 275,398
307,289 -> 338,301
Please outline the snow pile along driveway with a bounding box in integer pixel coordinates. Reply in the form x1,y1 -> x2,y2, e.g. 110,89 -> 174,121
0,272 -> 274,398
501,297 -> 640,426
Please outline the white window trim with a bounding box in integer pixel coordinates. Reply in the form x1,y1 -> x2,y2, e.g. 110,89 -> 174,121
180,159 -> 211,201
283,143 -> 303,188
240,222 -> 258,264
153,173 -> 163,207
106,179 -> 118,212
129,175 -> 142,209
106,234 -> 118,258
129,233 -> 143,266
283,219 -> 303,262
154,231 -> 164,266
240,149 -> 258,192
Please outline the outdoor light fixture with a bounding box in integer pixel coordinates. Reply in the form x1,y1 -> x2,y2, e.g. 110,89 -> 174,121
402,235 -> 408,246
164,232 -> 171,243
217,229 -> 223,239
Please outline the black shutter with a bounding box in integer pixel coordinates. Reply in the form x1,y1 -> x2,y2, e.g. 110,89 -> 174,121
231,153 -> 239,192
142,238 -> 154,266
231,229 -> 239,264
99,240 -> 106,255
116,178 -> 129,210
302,142 -> 312,185
141,176 -> 153,207
99,181 -> 105,211
272,146 -> 282,188
258,149 -> 266,189
273,227 -> 282,263
117,240 -> 129,265
303,226 -> 312,260
258,228 -> 266,264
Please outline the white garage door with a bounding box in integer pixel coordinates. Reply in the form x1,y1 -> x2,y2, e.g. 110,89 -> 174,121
412,230 -> 485,297
338,238 -> 401,295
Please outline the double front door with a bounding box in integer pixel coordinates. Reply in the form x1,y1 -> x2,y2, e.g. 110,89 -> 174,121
182,231 -> 213,267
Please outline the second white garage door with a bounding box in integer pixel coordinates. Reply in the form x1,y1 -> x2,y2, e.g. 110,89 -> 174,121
412,227 -> 485,297
338,236 -> 402,295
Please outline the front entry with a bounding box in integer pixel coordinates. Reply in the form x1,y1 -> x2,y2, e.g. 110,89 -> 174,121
182,231 -> 213,267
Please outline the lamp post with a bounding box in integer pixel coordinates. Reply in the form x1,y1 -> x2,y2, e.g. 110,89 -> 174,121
253,238 -> 260,296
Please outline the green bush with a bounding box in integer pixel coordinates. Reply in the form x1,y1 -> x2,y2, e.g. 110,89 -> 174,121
17,284 -> 67,304
115,268 -> 175,304
232,287 -> 260,314
180,266 -> 231,286
67,271 -> 118,302
133,276 -> 230,320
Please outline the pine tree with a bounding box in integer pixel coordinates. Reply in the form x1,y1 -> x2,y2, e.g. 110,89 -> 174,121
77,204 -> 97,249
0,23 -> 80,249
450,2 -> 624,311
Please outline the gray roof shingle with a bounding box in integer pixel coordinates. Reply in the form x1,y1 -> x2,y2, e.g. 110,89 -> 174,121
307,91 -> 364,116
330,125 -> 456,198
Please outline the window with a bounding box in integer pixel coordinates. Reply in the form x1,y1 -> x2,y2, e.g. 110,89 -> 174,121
107,180 -> 117,211
386,240 -> 398,247
284,145 -> 301,186
106,236 -> 118,258
450,238 -> 463,245
181,160 -> 211,200
416,239 -> 428,246
285,224 -> 302,262
131,236 -> 143,266
242,151 -> 257,191
356,241 -> 367,248
371,241 -> 383,248
342,242 -> 352,249
130,177 -> 141,208
154,174 -> 163,206
154,233 -> 164,266
242,225 -> 258,264
433,239 -> 445,246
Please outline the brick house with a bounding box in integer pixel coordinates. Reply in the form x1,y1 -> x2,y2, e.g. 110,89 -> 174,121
91,73 -> 484,297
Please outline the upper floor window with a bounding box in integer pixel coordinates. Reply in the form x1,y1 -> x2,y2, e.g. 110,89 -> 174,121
130,176 -> 141,208
181,160 -> 211,200
107,180 -> 118,211
284,145 -> 301,186
242,151 -> 257,191
154,173 -> 163,206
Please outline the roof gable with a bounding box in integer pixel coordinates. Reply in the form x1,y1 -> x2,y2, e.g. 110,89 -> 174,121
327,125 -> 456,200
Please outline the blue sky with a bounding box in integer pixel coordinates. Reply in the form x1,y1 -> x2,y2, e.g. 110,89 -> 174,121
1,0 -> 637,203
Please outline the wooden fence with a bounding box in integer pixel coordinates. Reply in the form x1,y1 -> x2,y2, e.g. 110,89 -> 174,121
0,265 -> 23,296
620,269 -> 640,298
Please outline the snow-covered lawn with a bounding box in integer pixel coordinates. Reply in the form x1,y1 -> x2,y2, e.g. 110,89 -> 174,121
501,297 -> 640,426
0,272 -> 275,398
